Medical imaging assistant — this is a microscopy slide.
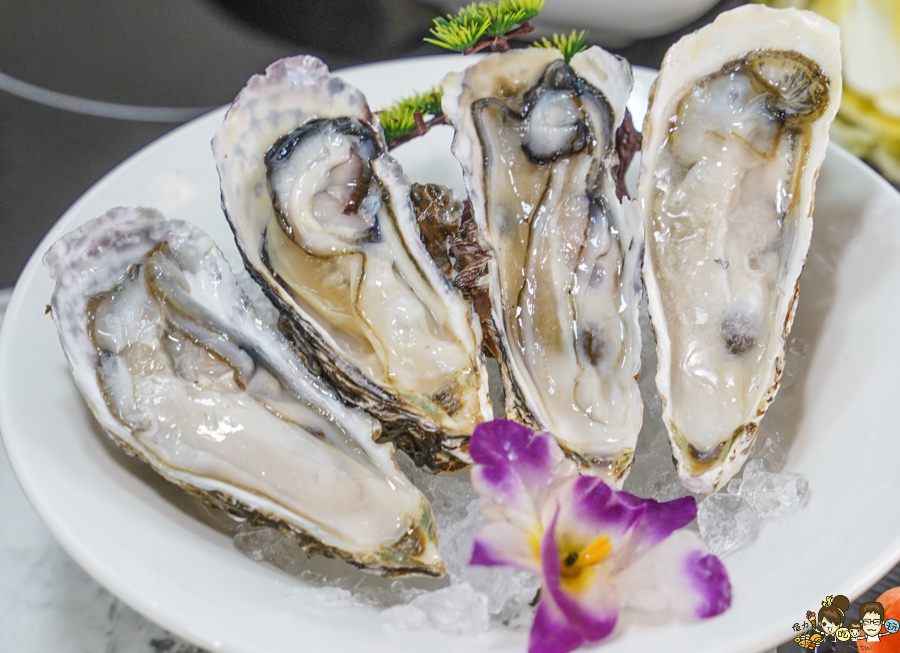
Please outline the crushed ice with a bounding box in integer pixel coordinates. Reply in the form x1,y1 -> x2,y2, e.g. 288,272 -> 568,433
231,457 -> 539,634
623,308 -> 810,557
697,436 -> 809,557
229,294 -> 809,631
383,583 -> 490,634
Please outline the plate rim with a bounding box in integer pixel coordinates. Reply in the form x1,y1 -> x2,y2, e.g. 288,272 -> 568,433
3,54 -> 900,653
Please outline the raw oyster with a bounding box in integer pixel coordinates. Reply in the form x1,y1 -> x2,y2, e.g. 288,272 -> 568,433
44,207 -> 443,576
213,56 -> 492,472
442,48 -> 644,487
638,5 -> 842,493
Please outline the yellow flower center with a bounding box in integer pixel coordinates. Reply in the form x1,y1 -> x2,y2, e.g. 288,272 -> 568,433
559,533 -> 612,579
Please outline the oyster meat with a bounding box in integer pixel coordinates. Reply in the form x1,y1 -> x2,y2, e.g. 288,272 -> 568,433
44,207 -> 443,576
638,5 -> 842,493
442,48 -> 644,487
213,56 -> 492,472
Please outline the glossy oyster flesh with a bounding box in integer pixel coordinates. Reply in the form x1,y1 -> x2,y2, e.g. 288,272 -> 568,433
638,5 -> 842,493
443,48 -> 644,487
44,207 -> 443,576
213,56 -> 492,472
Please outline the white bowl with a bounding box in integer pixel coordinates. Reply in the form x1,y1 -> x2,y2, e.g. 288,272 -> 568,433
422,0 -> 723,46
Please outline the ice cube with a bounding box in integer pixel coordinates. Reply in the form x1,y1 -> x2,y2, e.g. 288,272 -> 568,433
742,459 -> 766,479
439,497 -> 541,616
233,522 -> 285,562
383,583 -> 490,634
621,304 -> 693,504
395,453 -> 478,526
697,493 -> 760,557
726,478 -> 743,495
780,336 -> 811,390
497,585 -> 541,630
787,336 -> 810,359
638,305 -> 664,423
462,566 -> 540,616
750,437 -> 785,473
622,420 -> 684,502
439,498 -> 486,576
382,603 -> 428,630
739,469 -> 809,519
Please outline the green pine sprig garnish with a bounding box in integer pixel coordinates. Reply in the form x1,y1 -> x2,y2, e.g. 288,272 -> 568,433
376,87 -> 445,146
425,0 -> 545,54
533,29 -> 589,63
459,0 -> 538,38
499,0 -> 544,24
473,5 -> 527,39
425,15 -> 491,52
378,108 -> 416,144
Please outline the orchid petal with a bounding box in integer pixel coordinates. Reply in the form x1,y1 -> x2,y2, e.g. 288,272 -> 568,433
613,530 -> 732,619
470,521 -> 541,573
558,475 -> 697,566
467,420 -> 732,653
535,508 -> 618,653
471,420 -> 576,530
470,420 -> 569,498
557,475 -> 645,544
531,598 -> 586,653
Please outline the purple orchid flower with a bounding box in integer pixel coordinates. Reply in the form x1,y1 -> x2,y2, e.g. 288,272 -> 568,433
469,420 -> 731,653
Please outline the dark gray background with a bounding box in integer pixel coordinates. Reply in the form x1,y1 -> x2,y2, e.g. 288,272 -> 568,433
0,0 -> 744,288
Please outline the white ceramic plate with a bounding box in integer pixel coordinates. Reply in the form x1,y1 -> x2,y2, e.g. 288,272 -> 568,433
2,55 -> 900,653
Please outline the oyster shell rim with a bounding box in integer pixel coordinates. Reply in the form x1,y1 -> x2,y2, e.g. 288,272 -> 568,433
441,46 -> 644,487
637,4 -> 843,494
211,55 -> 494,473
42,206 -> 446,576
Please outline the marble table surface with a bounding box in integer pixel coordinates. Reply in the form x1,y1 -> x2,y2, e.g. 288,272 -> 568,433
0,287 -> 202,653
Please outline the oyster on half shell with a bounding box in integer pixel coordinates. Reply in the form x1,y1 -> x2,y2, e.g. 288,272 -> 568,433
638,5 -> 842,493
44,207 -> 443,576
213,56 -> 492,472
442,48 -> 644,487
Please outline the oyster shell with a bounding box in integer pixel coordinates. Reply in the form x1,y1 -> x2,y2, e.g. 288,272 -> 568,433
638,5 -> 842,493
411,183 -> 498,359
442,48 -> 644,487
44,207 -> 443,576
213,56 -> 492,472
